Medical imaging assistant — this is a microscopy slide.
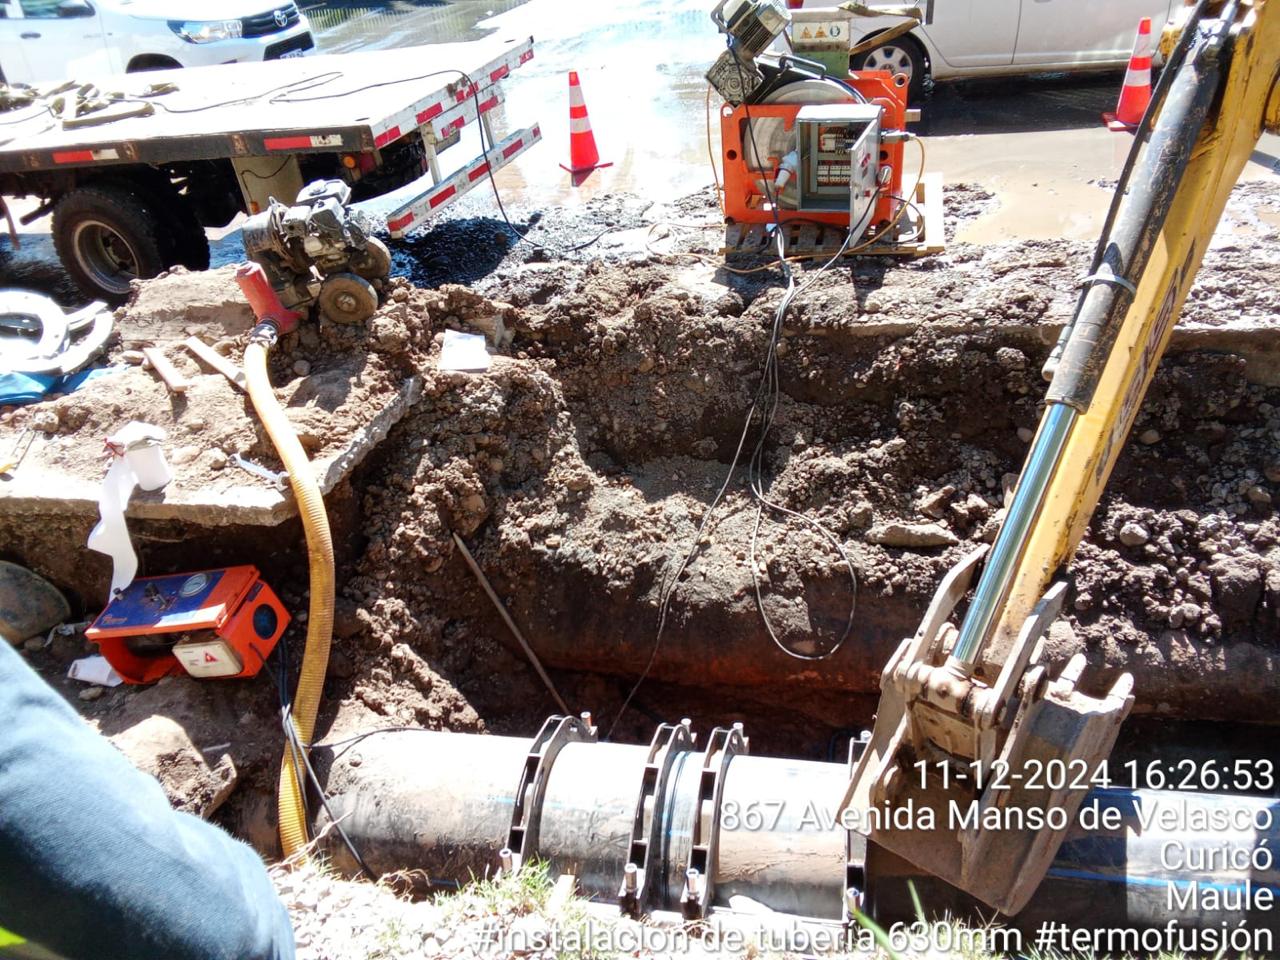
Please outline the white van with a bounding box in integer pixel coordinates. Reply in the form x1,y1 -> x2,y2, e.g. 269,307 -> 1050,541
0,0 -> 315,86
787,0 -> 1175,98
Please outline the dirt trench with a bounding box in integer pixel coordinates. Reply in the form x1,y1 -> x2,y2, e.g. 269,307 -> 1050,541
328,184 -> 1280,751
3,184 -> 1279,843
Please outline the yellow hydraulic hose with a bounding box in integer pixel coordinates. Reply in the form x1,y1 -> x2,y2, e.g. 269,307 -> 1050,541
243,338 -> 334,859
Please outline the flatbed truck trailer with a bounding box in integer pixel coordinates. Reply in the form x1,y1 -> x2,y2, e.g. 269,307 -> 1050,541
0,36 -> 541,302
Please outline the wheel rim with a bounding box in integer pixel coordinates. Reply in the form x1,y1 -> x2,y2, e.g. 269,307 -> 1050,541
71,219 -> 141,296
320,273 -> 377,324
862,44 -> 914,83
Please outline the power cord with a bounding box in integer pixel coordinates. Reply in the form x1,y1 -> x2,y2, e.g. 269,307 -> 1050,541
605,44 -> 867,739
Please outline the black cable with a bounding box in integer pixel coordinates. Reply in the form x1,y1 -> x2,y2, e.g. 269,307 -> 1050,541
0,102 -> 54,126
313,725 -> 433,754
281,700 -> 379,881
239,157 -> 294,182
605,42 -> 862,738
257,638 -> 464,890
127,71 -> 347,115
451,69 -> 620,256
256,641 -> 375,881
725,43 -> 859,665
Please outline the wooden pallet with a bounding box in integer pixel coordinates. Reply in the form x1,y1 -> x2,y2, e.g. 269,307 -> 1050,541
722,172 -> 945,260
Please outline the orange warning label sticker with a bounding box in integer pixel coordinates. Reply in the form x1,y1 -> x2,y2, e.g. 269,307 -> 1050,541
204,652 -> 219,663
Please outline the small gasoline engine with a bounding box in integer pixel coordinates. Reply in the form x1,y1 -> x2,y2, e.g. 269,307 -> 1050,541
241,178 -> 392,325
706,0 -> 940,258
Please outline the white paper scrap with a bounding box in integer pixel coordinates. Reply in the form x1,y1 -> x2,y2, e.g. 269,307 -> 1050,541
67,655 -> 123,687
87,422 -> 170,596
439,329 -> 491,372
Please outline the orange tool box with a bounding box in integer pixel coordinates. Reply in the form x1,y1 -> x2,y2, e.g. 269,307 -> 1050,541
86,566 -> 289,684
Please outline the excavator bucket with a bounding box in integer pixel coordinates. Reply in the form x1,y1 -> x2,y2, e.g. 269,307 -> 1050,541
838,551 -> 1133,916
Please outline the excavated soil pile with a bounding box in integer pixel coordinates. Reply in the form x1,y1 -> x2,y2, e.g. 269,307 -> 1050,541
329,183 -> 1280,749
4,183 -> 1279,829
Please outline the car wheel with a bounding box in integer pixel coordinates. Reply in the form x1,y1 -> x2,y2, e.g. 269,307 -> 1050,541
852,35 -> 927,101
53,183 -> 169,304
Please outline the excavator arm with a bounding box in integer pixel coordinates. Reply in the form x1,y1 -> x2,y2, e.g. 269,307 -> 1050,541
840,0 -> 1280,917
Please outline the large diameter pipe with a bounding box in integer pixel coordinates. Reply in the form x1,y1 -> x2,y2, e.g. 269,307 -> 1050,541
715,755 -> 848,918
316,728 -> 1280,934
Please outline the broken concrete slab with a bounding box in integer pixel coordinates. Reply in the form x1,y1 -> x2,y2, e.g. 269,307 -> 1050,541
0,374 -> 419,526
120,265 -> 257,349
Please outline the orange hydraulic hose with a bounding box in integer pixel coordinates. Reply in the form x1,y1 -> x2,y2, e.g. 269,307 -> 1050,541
243,337 -> 334,859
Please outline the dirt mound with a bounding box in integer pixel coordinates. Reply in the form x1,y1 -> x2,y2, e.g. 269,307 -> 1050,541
332,185 -> 1279,747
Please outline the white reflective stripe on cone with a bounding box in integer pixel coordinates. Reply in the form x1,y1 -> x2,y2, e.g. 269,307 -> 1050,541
570,117 -> 593,134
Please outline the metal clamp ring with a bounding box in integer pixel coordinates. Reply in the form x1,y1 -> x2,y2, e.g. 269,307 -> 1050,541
1078,268 -> 1137,297
681,723 -> 748,920
505,713 -> 597,873
618,720 -> 695,917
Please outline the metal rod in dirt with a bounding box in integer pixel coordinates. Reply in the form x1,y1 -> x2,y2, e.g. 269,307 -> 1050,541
452,532 -> 571,715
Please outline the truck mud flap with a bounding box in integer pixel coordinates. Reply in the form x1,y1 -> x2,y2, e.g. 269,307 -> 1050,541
384,124 -> 542,238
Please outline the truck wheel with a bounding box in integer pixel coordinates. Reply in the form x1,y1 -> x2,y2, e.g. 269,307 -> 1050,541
52,183 -> 168,303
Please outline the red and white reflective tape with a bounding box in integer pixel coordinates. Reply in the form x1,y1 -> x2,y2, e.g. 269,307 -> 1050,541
432,91 -> 502,139
416,100 -> 445,125
567,71 -> 594,134
386,123 -> 541,238
52,147 -> 119,164
371,36 -> 533,151
373,126 -> 402,149
264,133 -> 343,151
1126,17 -> 1153,85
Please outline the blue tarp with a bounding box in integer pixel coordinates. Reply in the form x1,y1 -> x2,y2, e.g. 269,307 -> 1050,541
0,366 -> 124,406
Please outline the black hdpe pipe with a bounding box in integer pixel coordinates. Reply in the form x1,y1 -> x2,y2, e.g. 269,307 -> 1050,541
315,724 -> 1280,937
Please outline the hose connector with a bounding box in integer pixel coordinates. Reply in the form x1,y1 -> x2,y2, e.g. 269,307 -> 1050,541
250,321 -> 279,348
235,261 -> 301,336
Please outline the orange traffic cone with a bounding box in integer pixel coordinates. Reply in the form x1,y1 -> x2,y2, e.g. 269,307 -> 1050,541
1103,17 -> 1153,132
560,71 -> 612,177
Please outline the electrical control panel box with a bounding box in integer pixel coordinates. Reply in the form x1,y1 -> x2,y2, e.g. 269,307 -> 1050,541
794,103 -> 883,232
86,566 -> 289,684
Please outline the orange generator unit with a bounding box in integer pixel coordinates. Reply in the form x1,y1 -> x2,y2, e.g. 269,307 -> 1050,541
706,0 -> 941,257
86,566 -> 289,684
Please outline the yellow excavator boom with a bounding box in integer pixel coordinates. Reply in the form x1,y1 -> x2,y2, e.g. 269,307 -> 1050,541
840,0 -> 1280,918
